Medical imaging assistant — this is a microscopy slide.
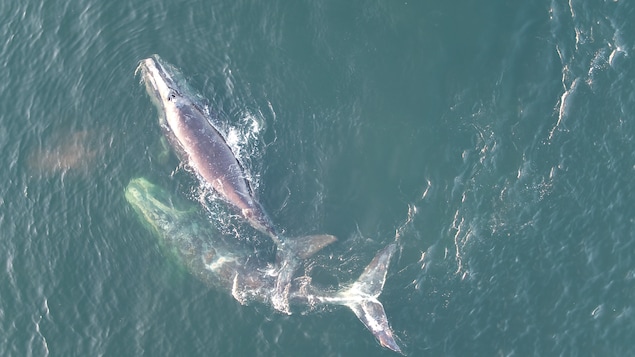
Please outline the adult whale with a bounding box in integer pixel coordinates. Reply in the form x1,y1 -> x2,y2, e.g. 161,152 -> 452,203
125,177 -> 403,353
136,55 -> 336,313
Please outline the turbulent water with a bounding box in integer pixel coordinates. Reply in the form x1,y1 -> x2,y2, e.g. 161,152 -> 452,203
1,0 -> 634,356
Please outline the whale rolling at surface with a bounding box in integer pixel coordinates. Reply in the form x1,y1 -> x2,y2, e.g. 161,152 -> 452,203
125,177 -> 403,353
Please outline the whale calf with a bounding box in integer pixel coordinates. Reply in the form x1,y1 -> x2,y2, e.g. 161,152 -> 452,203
125,177 -> 402,353
136,55 -> 276,239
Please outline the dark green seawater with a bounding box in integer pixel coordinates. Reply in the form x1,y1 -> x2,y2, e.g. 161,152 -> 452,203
2,0 -> 634,356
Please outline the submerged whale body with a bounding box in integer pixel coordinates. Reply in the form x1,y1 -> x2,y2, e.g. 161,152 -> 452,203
125,178 -> 402,353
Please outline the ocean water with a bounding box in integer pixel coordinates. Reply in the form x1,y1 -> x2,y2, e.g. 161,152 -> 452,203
1,0 -> 634,356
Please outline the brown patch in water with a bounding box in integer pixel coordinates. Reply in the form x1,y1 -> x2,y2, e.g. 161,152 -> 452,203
27,130 -> 104,177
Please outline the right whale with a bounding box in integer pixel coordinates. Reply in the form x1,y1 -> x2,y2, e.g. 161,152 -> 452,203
136,55 -> 337,314
125,177 -> 403,353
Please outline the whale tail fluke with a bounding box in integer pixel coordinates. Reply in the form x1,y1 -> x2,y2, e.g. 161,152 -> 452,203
274,238 -> 402,353
283,234 -> 337,259
338,244 -> 403,354
272,234 -> 338,314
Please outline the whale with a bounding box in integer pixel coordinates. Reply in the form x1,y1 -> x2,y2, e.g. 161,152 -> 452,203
136,55 -> 337,313
136,55 -> 277,240
125,177 -> 402,353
